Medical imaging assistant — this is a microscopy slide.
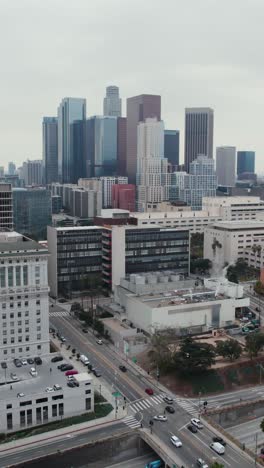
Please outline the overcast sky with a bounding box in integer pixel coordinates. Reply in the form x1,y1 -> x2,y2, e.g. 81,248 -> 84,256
0,0 -> 263,170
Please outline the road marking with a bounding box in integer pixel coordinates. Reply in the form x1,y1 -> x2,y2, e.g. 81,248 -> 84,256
178,423 -> 187,431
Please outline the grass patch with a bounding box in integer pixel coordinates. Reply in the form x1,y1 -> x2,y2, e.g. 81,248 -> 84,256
184,370 -> 225,395
94,392 -> 107,403
0,403 -> 113,445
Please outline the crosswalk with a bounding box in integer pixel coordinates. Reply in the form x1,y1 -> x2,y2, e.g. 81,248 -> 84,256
49,311 -> 70,317
123,415 -> 141,429
129,393 -> 197,416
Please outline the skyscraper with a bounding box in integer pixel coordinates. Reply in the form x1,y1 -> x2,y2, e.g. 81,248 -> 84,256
103,85 -> 122,117
126,94 -> 161,183
58,97 -> 86,183
216,146 -> 236,187
0,183 -> 13,230
13,187 -> 51,240
117,117 -> 127,176
237,151 -> 255,175
22,160 -> 43,186
42,117 -> 58,184
86,116 -> 117,177
164,129 -> 180,169
136,118 -> 169,212
184,108 -> 214,172
7,162 -> 16,176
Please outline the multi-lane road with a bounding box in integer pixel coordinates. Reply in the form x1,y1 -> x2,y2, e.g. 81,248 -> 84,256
49,308 -> 256,468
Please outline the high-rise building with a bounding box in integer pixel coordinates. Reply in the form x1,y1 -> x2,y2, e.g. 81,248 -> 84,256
100,176 -> 128,208
184,108 -> 214,172
103,85 -> 122,117
86,116 -> 117,177
58,97 -> 86,183
21,160 -> 43,186
7,162 -> 16,176
13,187 -> 51,240
164,130 -> 179,169
136,118 -> 169,212
42,117 -> 58,184
0,230 -> 49,360
117,117 -> 127,175
112,184 -> 136,211
0,183 -> 13,230
126,94 -> 161,183
237,151 -> 255,175
216,146 -> 236,187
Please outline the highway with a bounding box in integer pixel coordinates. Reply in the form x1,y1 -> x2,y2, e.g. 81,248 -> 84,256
49,311 -> 256,468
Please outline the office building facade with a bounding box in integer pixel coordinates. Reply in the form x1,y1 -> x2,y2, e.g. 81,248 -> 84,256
0,231 -> 49,361
22,160 -> 43,186
86,116 -> 117,177
0,184 -> 13,230
47,226 -> 102,297
42,117 -> 58,184
216,146 -> 236,187
112,184 -> 136,211
237,151 -> 255,175
164,129 -> 179,169
126,94 -> 161,183
184,108 -> 214,172
58,97 -> 86,183
103,85 -> 122,117
117,117 -> 127,175
13,188 -> 52,240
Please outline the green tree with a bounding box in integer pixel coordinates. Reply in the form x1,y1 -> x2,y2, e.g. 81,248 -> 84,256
260,419 -> 264,432
174,336 -> 215,375
245,332 -> 264,359
211,462 -> 224,468
216,339 -> 242,362
190,258 -> 212,274
190,232 -> 204,259
148,332 -> 173,372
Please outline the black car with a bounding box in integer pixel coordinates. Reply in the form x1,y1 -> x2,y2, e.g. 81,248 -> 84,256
87,363 -> 95,371
51,355 -> 63,363
187,424 -> 198,433
212,436 -> 226,446
93,369 -> 101,377
27,358 -> 34,365
82,328 -> 88,333
67,381 -> 76,388
1,362 -> 7,369
119,365 -> 127,372
59,364 -> 73,372
14,359 -> 22,368
34,357 -> 42,365
165,406 -> 175,414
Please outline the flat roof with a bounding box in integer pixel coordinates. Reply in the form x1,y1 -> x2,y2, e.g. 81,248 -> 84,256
55,226 -> 101,232
131,210 -> 220,220
208,221 -> 264,230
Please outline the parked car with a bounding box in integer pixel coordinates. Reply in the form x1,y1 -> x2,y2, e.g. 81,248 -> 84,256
45,387 -> 54,393
210,442 -> 225,455
82,328 -> 88,333
34,357 -> 42,365
17,393 -> 25,398
145,388 -> 154,396
170,435 -> 182,448
53,384 -> 62,391
165,406 -> 175,414
59,336 -> 66,343
10,373 -> 18,380
65,369 -> 78,376
163,395 -> 173,404
97,339 -> 103,345
212,436 -> 226,446
191,418 -> 203,429
119,365 -> 127,372
93,369 -> 101,377
153,415 -> 167,422
196,458 -> 209,468
1,362 -> 7,369
51,355 -> 63,363
58,364 -> 73,371
21,359 -> 27,366
27,358 -> 34,365
87,363 -> 95,371
14,359 -> 22,368
30,367 -> 38,377
67,381 -> 76,388
187,424 -> 198,433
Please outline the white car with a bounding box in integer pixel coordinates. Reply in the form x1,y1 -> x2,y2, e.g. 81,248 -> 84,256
67,375 -> 75,381
21,359 -> 27,366
97,339 -> 103,345
191,418 -> 203,429
53,384 -> 62,391
45,387 -> 54,393
196,458 -> 209,468
170,435 -> 182,447
154,415 -> 167,422
163,395 -> 174,404
30,367 -> 38,377
17,392 -> 25,398
10,373 -> 18,381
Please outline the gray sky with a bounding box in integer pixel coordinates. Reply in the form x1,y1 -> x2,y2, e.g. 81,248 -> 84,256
0,0 -> 263,170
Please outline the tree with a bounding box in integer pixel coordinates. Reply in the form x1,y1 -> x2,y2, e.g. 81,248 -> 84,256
216,339 -> 242,362
191,232 -> 204,259
174,336 -> 215,375
211,462 -> 224,468
260,418 -> 264,432
148,332 -> 173,372
245,332 -> 264,359
190,258 -> 212,274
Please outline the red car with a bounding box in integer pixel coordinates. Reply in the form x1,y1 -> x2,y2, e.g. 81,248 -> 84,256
65,369 -> 78,376
145,388 -> 154,396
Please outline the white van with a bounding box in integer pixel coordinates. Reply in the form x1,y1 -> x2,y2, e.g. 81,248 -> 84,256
210,442 -> 225,455
80,354 -> 89,365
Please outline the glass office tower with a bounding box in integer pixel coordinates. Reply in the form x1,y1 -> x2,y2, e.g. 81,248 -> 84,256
237,151 -> 255,175
86,116 -> 117,177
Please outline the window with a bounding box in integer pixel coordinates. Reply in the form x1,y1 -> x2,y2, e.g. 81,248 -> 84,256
15,266 -> 21,287
58,403 -> 64,416
85,389 -> 91,394
36,407 -> 42,423
0,267 -> 5,288
2,304 -> 6,310
20,410 -> 26,427
27,409 -> 32,425
36,397 -> 48,404
85,398 -> 91,410
2,313 -> 6,319
6,404 -> 12,409
52,395 -> 63,401
52,404 -> 57,417
37,334 -> 41,340
43,406 -> 48,421
7,413 -> 13,430
20,400 -> 32,407
23,266 -> 28,286
37,345 -> 41,350
8,267 -> 13,287
24,301 -> 28,307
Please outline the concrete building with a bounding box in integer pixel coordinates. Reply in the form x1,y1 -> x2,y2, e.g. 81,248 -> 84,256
0,183 -> 13,230
117,117 -> 127,176
115,274 -> 249,334
13,188 -> 52,241
136,118 -> 169,212
50,182 -> 102,219
42,117 -> 58,184
0,231 -> 50,360
58,97 -> 86,183
184,108 -> 214,173
22,160 -> 43,186
216,146 -> 236,187
164,129 -> 179,169
237,151 -> 255,175
100,176 -> 128,208
202,196 -> 264,221
204,221 -> 264,269
102,225 -> 190,290
103,85 -> 122,117
112,184 -> 136,212
126,94 -> 161,183
47,226 -> 102,297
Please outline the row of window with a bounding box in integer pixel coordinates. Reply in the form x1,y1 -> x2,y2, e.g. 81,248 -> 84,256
2,334 -> 42,344
1,299 -> 40,309
3,344 -> 42,355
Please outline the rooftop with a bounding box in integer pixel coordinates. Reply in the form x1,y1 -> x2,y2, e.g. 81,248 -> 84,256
55,226 -> 102,232
208,221 -> 264,230
137,287 -> 229,308
0,232 -> 48,255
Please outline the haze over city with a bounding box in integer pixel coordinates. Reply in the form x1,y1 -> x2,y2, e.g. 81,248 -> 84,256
0,0 -> 263,169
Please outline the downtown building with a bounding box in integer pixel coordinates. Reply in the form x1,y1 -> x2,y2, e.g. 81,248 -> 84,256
86,116 -> 117,177
237,151 -> 255,175
184,108 -> 214,173
42,117 -> 58,184
0,183 -> 13,231
103,85 -> 122,117
21,160 -> 43,186
216,146 -> 236,187
164,129 -> 180,169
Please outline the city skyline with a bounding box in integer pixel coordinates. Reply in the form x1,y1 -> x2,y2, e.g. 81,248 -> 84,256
0,1 -> 263,170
